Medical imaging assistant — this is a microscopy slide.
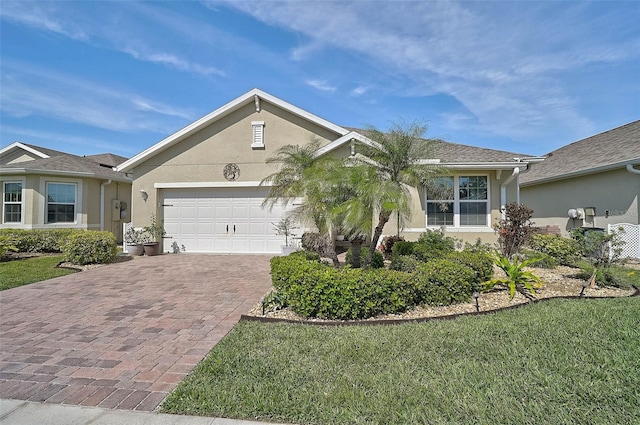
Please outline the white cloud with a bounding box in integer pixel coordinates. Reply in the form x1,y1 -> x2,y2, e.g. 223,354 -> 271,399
0,1 -> 225,77
350,86 -> 368,97
224,1 -> 639,142
1,61 -> 194,133
306,79 -> 336,92
1,125 -> 139,156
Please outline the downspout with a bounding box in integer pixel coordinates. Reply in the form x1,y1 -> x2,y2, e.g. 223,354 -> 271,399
627,164 -> 640,174
100,180 -> 112,231
500,167 -> 520,219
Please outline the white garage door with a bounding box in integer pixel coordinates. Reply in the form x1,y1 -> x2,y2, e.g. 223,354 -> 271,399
162,188 -> 290,254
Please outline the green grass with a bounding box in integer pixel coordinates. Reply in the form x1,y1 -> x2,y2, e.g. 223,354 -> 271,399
162,297 -> 640,425
0,255 -> 76,291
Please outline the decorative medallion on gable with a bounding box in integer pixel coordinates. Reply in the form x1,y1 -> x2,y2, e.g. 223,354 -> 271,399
223,163 -> 240,181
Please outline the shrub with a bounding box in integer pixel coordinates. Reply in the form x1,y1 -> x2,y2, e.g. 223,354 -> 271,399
413,259 -> 475,306
270,255 -> 476,320
390,255 -> 422,273
0,229 -> 82,252
445,250 -> 494,290
0,235 -> 18,259
392,240 -> 415,257
301,232 -> 331,256
379,235 -> 404,260
529,234 -> 580,266
413,229 -> 457,261
522,250 -> 558,269
345,247 -> 384,269
495,203 -> 535,258
61,231 -> 117,265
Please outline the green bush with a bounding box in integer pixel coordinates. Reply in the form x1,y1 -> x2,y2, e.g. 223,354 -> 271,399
529,234 -> 581,266
61,231 -> 117,265
270,254 -> 476,320
0,235 -> 18,259
445,250 -> 494,290
413,259 -> 475,306
413,229 -> 457,261
0,229 -> 82,253
345,247 -> 384,269
390,255 -> 422,273
392,240 -> 416,257
522,249 -> 558,269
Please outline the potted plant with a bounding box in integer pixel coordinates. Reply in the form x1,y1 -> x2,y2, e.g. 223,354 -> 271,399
143,213 -> 166,256
124,226 -> 146,256
274,217 -> 298,256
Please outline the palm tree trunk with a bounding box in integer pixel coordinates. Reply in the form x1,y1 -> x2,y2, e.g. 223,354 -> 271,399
350,236 -> 365,268
322,231 -> 341,267
365,210 -> 391,266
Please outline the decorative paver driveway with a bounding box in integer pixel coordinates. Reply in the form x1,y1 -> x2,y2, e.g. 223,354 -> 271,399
0,254 -> 273,411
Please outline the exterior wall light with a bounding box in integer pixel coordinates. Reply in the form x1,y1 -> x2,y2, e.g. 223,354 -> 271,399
140,189 -> 148,202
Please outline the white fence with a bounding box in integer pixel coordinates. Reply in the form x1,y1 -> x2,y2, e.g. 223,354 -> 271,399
609,223 -> 640,259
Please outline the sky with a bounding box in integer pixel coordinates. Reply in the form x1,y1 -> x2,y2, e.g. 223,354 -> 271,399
1,1 -> 639,159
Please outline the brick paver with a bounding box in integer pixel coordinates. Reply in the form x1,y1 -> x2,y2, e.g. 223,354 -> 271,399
0,254 -> 272,411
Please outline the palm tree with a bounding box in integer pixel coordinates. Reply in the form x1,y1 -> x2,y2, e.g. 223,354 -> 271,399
355,121 -> 444,266
261,139 -> 343,266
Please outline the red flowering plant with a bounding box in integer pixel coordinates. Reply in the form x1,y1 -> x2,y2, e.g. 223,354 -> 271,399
495,203 -> 535,259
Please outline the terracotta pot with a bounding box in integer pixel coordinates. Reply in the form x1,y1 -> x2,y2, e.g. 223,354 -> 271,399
127,244 -> 144,256
143,242 -> 160,256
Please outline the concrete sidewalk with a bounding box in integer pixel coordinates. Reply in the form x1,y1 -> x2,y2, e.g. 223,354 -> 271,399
0,399 -> 293,425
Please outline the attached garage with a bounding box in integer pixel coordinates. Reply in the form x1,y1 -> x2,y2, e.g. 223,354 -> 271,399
162,187 -> 290,254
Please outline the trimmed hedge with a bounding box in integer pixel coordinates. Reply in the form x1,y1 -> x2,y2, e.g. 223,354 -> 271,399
270,254 -> 476,320
529,234 -> 581,266
0,228 -> 83,253
345,246 -> 385,269
444,250 -> 494,290
413,259 -> 475,306
61,231 -> 118,265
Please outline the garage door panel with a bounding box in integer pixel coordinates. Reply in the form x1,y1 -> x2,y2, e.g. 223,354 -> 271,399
162,188 -> 292,254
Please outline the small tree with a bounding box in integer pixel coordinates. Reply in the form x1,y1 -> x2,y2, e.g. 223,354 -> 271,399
571,227 -> 625,287
274,217 -> 298,247
495,203 -> 535,259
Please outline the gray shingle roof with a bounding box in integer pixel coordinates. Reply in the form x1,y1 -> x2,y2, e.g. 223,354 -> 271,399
1,150 -> 131,182
20,143 -> 70,158
520,120 -> 640,185
346,127 -> 530,163
85,153 -> 129,168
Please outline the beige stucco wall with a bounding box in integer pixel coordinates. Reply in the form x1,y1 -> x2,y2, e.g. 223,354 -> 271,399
129,100 -> 343,226
0,173 -> 132,242
521,167 -> 639,236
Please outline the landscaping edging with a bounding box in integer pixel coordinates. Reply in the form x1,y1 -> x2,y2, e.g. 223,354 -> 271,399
240,286 -> 640,327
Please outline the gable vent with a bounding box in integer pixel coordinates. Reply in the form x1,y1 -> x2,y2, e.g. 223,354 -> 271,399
251,121 -> 265,148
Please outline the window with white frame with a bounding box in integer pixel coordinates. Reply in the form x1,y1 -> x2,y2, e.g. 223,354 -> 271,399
3,181 -> 23,223
251,121 -> 265,148
425,176 -> 489,227
46,182 -> 76,223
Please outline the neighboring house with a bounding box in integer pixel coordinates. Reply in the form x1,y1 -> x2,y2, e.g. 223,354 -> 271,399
116,88 -> 543,254
0,142 -> 132,243
520,120 -> 640,238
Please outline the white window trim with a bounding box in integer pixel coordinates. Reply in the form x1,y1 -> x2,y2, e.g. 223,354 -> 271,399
39,177 -> 83,226
1,177 -> 26,225
424,175 -> 491,229
251,121 -> 265,148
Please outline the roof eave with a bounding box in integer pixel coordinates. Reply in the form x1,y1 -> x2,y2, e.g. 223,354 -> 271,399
0,167 -> 132,182
0,142 -> 50,159
520,158 -> 640,187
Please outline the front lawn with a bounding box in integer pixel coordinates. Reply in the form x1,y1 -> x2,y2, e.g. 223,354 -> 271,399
0,255 -> 77,291
162,297 -> 640,425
